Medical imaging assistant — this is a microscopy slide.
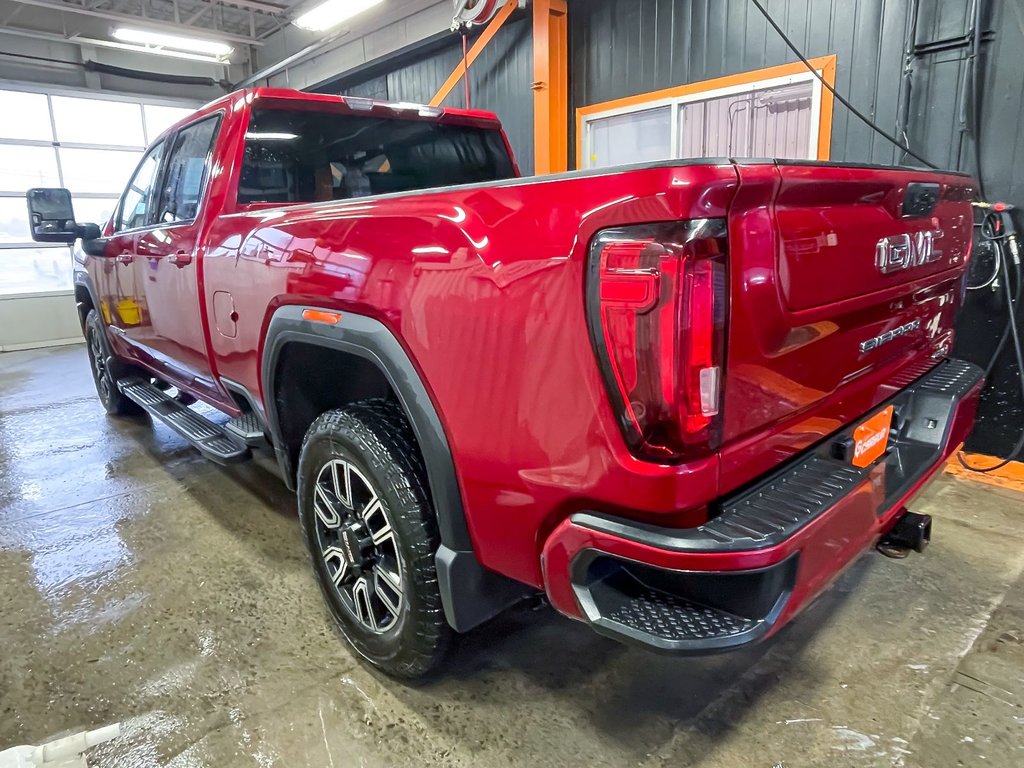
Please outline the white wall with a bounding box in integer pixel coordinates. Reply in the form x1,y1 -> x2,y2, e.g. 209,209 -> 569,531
0,292 -> 81,352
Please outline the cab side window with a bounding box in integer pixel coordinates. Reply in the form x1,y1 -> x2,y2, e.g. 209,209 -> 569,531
156,116 -> 220,224
115,142 -> 164,232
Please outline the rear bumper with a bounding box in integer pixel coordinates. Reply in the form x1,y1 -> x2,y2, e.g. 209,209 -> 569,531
540,358 -> 984,654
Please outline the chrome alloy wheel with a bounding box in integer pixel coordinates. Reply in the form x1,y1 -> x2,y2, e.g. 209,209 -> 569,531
313,458 -> 404,633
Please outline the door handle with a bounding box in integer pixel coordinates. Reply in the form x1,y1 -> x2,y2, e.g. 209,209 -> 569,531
117,252 -> 134,265
168,250 -> 193,267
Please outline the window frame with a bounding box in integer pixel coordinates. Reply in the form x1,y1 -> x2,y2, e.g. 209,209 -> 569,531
112,111 -> 223,234
576,56 -> 837,170
152,112 -> 224,228
112,140 -> 167,235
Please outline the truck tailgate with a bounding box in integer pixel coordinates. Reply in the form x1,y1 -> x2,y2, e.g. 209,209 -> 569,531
720,162 -> 976,491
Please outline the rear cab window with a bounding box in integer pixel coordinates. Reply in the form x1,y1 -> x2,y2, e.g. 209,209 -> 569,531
237,105 -> 516,205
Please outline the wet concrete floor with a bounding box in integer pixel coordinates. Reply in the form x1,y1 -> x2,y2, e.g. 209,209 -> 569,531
2,343 -> 1022,767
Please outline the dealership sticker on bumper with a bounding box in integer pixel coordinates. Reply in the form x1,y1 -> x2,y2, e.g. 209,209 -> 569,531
852,405 -> 895,468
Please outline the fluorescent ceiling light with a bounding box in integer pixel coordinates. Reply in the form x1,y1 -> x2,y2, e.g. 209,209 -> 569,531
73,37 -> 227,63
245,132 -> 300,140
293,0 -> 385,32
112,27 -> 233,58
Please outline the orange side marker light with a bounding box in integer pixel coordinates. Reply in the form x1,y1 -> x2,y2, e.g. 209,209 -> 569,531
302,309 -> 342,325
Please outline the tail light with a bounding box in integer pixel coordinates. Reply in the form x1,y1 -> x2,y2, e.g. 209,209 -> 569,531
586,219 -> 728,462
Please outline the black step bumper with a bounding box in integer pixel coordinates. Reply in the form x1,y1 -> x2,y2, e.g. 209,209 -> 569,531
541,359 -> 984,654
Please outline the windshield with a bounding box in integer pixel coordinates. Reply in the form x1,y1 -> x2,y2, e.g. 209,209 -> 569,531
238,106 -> 516,205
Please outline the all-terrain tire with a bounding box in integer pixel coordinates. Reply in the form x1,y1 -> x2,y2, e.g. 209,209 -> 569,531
297,400 -> 451,679
84,309 -> 143,416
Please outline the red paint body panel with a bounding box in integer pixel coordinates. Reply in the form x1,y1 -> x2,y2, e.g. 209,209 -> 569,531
81,89 -> 981,641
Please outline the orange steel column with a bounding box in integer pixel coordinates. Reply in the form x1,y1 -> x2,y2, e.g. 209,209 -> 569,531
532,0 -> 568,174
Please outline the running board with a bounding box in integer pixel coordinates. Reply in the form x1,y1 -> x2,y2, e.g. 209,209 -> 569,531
224,412 -> 266,447
118,378 -> 251,464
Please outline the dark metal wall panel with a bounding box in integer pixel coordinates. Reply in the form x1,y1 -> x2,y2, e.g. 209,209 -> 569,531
946,0 -> 1024,455
570,0 -> 923,168
334,15 -> 535,174
340,75 -> 388,101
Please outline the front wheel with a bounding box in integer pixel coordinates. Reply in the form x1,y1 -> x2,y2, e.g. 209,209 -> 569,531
84,309 -> 141,416
297,400 -> 451,679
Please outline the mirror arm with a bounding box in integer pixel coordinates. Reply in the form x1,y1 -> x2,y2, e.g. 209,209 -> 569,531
80,234 -> 107,257
75,223 -> 106,256
75,222 -> 102,240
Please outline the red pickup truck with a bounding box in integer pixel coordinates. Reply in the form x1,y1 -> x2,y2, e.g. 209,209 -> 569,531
28,87 -> 982,679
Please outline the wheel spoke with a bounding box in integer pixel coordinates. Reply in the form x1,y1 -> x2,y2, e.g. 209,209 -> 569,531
322,546 -> 348,585
331,460 -> 354,509
314,485 -> 342,528
361,495 -> 381,522
371,526 -> 394,548
373,566 -> 402,618
352,576 -> 377,631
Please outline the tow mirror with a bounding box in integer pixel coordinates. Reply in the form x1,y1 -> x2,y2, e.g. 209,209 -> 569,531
26,188 -> 98,244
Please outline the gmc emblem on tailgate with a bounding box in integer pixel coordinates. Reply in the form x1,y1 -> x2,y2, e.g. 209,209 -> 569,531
875,231 -> 942,274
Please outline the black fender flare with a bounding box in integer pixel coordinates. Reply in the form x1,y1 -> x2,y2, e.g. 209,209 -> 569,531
261,305 -> 530,631
72,270 -> 101,332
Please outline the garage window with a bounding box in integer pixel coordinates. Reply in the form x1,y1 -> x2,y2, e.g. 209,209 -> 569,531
0,86 -> 194,298
577,57 -> 836,170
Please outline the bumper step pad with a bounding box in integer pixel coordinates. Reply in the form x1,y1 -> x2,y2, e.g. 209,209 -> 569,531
118,378 -> 251,465
605,589 -> 758,643
574,554 -> 797,653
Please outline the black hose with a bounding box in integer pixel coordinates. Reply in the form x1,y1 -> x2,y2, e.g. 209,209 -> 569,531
958,211 -> 1024,472
747,0 -> 941,170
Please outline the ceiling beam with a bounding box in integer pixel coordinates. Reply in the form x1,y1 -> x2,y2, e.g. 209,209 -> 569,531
198,0 -> 289,16
183,6 -> 210,25
8,0 -> 265,45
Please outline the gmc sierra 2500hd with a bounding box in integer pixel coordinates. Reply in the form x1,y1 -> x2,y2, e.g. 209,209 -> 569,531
27,88 -> 982,679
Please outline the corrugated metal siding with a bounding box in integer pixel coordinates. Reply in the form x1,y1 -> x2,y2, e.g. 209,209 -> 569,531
340,76 -> 388,101
335,15 -> 535,174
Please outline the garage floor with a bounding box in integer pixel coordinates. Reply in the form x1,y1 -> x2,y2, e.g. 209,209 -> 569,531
2,344 -> 1022,768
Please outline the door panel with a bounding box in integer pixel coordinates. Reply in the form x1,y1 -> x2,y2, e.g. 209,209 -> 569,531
132,225 -> 218,397
97,140 -> 165,360
127,115 -> 223,402
90,231 -> 137,359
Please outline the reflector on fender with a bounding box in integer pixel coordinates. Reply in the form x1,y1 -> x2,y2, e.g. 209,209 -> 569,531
585,219 -> 728,462
302,309 -> 343,325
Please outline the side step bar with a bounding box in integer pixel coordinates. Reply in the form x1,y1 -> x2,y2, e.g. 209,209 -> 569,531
224,412 -> 266,447
118,378 -> 251,464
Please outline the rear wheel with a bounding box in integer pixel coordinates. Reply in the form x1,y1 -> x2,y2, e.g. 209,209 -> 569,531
84,309 -> 141,416
297,400 -> 451,679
